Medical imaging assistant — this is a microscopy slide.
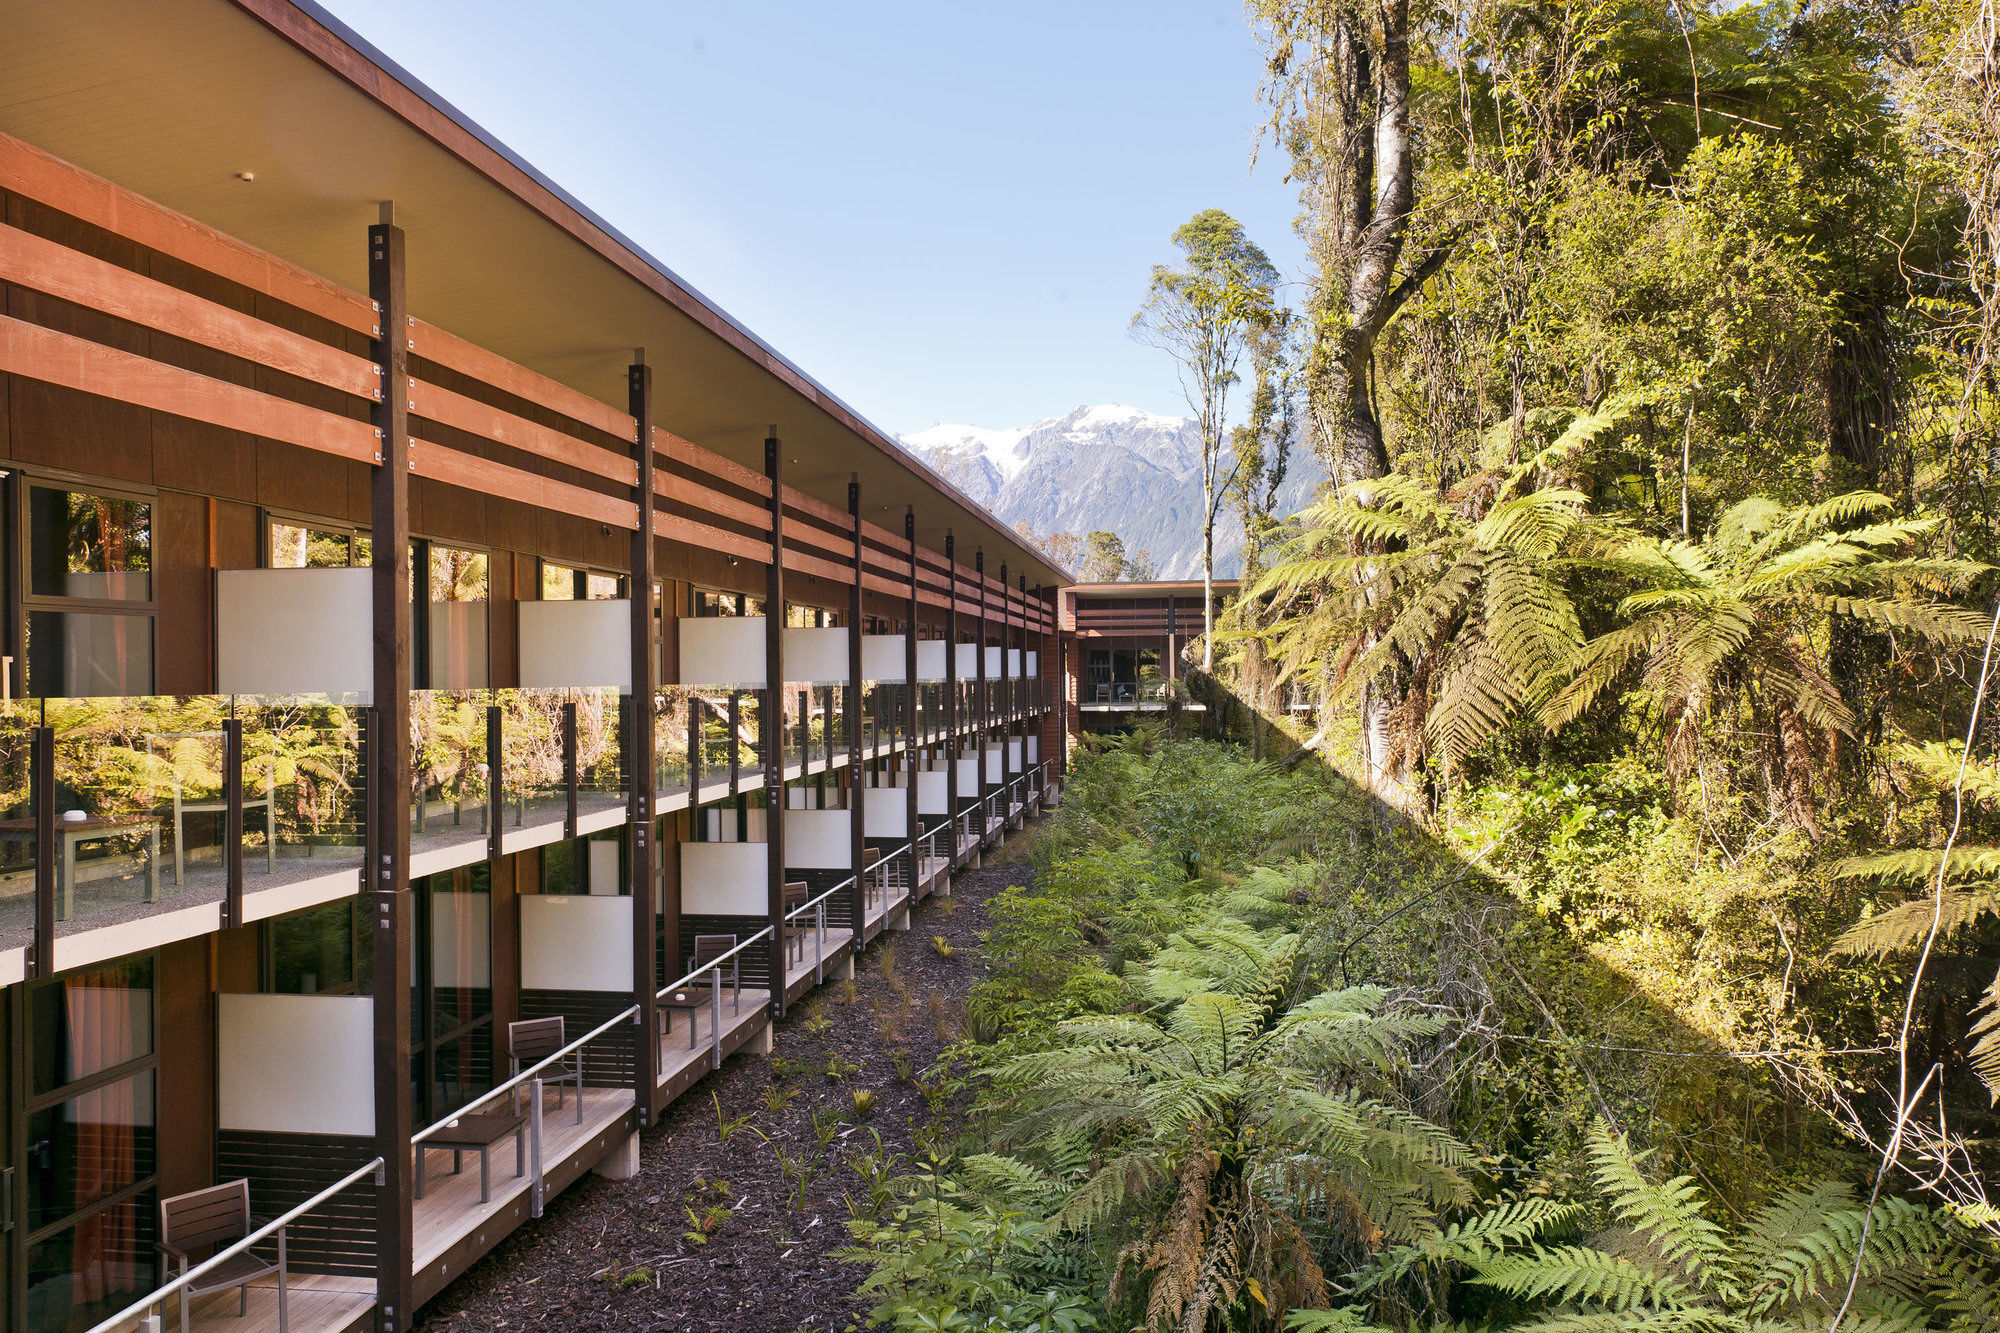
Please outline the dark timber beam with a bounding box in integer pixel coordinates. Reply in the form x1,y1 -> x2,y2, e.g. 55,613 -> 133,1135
976,548 -> 989,830
629,354 -> 658,1115
367,204 -> 416,1333
847,475 -> 865,940
944,531 -> 958,863
764,430 -> 787,1014
904,507 -> 920,894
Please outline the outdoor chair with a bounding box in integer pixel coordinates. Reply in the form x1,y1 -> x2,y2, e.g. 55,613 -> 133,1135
691,932 -> 741,1009
508,1016 -> 583,1125
146,732 -> 276,885
781,880 -> 810,966
158,1179 -> 285,1333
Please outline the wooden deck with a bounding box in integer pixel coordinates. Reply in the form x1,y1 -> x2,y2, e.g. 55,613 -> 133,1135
411,1084 -> 637,1304
782,926 -> 855,1005
150,1272 -> 376,1333
656,983 -> 773,1105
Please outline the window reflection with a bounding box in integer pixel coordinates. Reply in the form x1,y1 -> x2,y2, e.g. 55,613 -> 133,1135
427,545 -> 489,689
28,488 -> 151,601
270,520 -> 365,569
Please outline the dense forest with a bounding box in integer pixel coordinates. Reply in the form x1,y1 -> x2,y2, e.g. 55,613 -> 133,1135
837,0 -> 2000,1328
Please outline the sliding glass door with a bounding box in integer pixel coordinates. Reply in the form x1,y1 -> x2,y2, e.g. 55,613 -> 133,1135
409,864 -> 493,1127
12,959 -> 158,1332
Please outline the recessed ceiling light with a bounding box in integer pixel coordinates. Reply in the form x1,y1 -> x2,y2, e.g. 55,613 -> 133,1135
234,171 -> 256,182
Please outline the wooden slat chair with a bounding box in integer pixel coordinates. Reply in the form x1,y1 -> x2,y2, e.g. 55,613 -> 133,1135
781,880 -> 810,966
862,847 -> 882,909
158,1179 -> 285,1333
692,932 -> 741,1013
508,1016 -> 583,1126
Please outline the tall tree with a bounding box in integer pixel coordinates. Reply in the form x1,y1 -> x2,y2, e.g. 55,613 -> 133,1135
1043,530 -> 1086,575
1133,209 -> 1279,671
1252,0 -> 1453,804
1082,530 -> 1128,583
1227,313 -> 1301,755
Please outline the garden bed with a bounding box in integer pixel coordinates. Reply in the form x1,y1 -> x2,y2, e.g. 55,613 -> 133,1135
413,852 -> 1029,1332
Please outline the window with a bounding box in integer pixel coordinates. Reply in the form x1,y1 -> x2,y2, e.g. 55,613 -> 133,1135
540,829 -> 626,895
22,958 -> 160,1328
409,864 -> 492,1126
692,589 -> 760,617
265,898 -> 369,995
23,484 -> 156,697
785,604 -> 833,629
422,543 -> 489,690
267,513 -> 368,569
540,562 -> 624,600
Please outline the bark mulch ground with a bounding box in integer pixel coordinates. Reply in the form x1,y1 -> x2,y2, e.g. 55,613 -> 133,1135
413,844 -> 1034,1333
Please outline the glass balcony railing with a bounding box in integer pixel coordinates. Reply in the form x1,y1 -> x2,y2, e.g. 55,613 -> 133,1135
0,693 -> 368,954
1085,680 -> 1173,706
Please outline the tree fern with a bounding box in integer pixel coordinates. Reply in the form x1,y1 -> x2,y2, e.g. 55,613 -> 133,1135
990,929 -> 1469,1331
1539,492 -> 1987,834
1413,1118 -> 1987,1330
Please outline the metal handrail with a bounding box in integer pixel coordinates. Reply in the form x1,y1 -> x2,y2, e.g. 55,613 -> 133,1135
82,1155 -> 385,1333
413,1003 -> 638,1146
783,876 -> 852,923
657,924 -> 773,998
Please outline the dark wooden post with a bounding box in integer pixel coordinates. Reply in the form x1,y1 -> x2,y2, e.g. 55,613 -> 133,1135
563,702 -> 579,840
727,692 -> 741,798
367,204 -> 416,1333
975,549 -> 989,836
764,430 -> 787,1013
223,716 -> 245,928
628,356 -> 659,1115
943,532 -> 958,864
846,476 -> 865,939
1003,574 -> 1013,721
904,508 -> 920,892
30,724 -> 52,980
484,705 -> 503,865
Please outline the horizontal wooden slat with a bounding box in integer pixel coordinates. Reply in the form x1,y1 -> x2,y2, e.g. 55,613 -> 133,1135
655,426 -> 770,498
652,509 -> 771,564
412,377 -> 637,486
783,516 -> 852,562
786,488 -> 854,534
0,223 -> 381,399
0,130 -> 374,335
409,433 -> 637,529
0,314 -> 379,462
783,547 -> 853,585
409,318 -> 636,442
656,469 -> 770,533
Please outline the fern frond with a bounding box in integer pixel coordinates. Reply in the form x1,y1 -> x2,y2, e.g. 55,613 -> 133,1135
1588,1123 -> 1730,1285
1829,885 -> 2000,955
1469,1243 -> 1693,1310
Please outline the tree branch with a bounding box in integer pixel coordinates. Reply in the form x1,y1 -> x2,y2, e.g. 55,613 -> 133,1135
1380,238 -> 1458,326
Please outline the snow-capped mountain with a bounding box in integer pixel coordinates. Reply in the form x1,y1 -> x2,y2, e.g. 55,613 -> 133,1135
899,404 -> 1325,579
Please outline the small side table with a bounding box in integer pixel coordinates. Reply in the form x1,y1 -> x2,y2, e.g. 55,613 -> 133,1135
657,990 -> 712,1050
0,816 -> 161,917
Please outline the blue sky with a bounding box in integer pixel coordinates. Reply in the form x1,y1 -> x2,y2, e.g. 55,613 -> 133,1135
315,0 -> 1306,436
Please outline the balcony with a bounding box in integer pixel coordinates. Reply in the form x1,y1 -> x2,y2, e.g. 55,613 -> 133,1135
1082,680 -> 1197,712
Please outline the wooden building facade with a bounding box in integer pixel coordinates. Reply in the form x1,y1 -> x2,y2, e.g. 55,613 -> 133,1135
0,3 -> 1071,1329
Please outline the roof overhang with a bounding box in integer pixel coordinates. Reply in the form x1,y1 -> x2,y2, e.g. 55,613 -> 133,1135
0,0 -> 1072,587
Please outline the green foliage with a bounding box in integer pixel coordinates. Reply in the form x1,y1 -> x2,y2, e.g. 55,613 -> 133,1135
1409,1122 -> 1989,1330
